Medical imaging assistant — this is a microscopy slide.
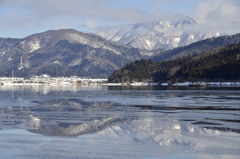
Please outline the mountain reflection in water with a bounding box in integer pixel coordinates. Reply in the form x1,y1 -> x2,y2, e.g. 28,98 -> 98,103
0,85 -> 239,158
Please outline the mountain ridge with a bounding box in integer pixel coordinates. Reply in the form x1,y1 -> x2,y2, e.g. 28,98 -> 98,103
108,42 -> 240,83
151,33 -> 240,62
1,29 -> 239,78
0,29 -> 153,77
97,16 -> 223,50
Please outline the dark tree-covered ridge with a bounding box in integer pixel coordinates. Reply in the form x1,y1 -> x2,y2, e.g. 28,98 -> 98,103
108,42 -> 240,83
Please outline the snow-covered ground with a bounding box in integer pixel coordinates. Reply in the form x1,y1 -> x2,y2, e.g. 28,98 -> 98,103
0,76 -> 108,86
161,81 -> 240,86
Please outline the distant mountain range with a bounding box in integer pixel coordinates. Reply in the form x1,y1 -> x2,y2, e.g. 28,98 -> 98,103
0,27 -> 239,78
98,16 -> 223,50
0,29 -> 153,77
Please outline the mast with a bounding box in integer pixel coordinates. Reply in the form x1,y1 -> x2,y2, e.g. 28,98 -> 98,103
18,57 -> 24,70
20,57 -> 23,69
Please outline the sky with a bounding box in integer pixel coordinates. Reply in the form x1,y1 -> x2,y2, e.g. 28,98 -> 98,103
0,0 -> 239,38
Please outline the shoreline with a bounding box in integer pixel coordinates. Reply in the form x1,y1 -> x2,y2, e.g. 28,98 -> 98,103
1,76 -> 240,87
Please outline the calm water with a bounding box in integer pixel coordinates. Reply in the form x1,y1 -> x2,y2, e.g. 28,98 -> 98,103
0,85 -> 239,159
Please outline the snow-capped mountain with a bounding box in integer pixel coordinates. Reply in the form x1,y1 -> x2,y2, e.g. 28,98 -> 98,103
0,29 -> 152,77
97,16 -> 221,50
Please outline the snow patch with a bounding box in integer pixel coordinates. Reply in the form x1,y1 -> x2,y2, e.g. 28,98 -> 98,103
174,37 -> 180,43
161,83 -> 168,86
53,61 -> 60,64
30,115 -> 41,122
145,40 -> 153,47
1,51 -> 6,57
28,41 -> 41,52
21,40 -> 26,45
69,58 -> 82,67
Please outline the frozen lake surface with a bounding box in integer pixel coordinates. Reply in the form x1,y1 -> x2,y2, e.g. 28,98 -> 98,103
0,85 -> 239,159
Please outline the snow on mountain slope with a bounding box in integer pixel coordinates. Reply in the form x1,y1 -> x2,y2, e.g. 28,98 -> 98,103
98,16 -> 221,50
20,29 -> 126,55
0,29 -> 153,77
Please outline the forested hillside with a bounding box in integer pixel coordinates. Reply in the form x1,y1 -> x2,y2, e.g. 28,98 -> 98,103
108,42 -> 240,83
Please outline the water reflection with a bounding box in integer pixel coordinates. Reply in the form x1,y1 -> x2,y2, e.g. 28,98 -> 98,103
0,85 -> 240,158
1,88 -> 239,136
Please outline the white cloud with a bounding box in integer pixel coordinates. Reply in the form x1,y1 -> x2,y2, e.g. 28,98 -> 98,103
0,0 -> 239,38
1,0 -> 239,24
152,0 -> 193,6
0,11 -> 44,30
182,22 -> 240,35
86,20 -> 96,29
193,0 -> 240,23
181,0 -> 240,35
0,0 -> 146,20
